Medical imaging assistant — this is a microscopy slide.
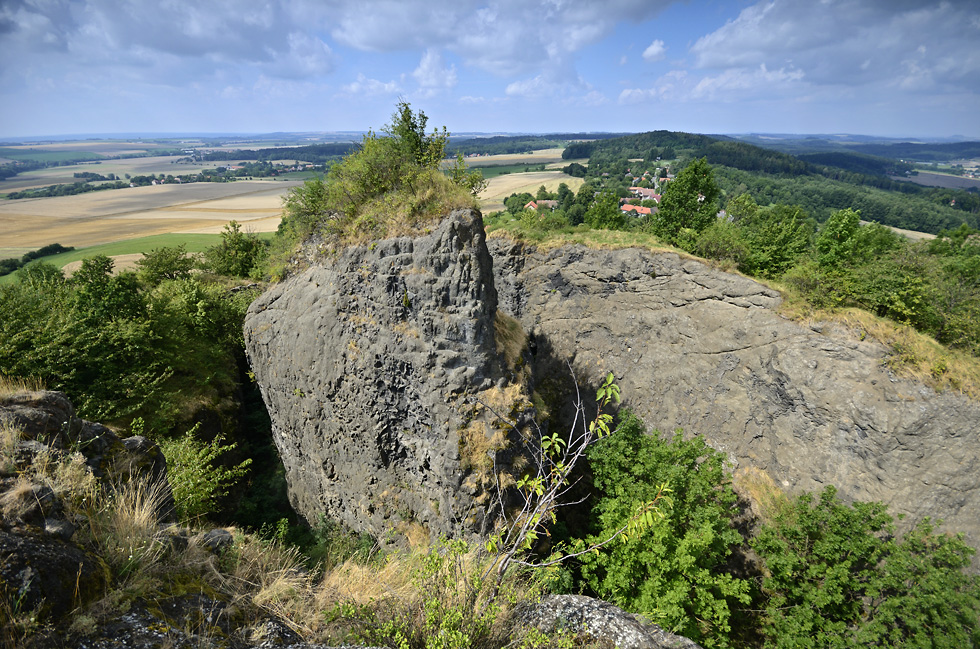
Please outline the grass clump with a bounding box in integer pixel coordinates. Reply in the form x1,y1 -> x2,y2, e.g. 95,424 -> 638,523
267,101 -> 485,278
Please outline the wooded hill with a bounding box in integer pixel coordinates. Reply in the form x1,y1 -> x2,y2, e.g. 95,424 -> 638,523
566,130 -> 979,234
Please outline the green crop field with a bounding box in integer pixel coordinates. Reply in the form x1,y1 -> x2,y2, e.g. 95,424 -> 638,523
0,147 -> 105,164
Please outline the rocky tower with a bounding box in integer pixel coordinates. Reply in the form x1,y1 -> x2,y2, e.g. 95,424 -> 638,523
245,210 -> 530,541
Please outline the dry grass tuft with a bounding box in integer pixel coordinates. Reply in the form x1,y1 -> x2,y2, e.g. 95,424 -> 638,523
86,476 -> 172,580
318,552 -> 418,611
0,422 -> 22,474
0,375 -> 46,400
494,310 -> 527,373
733,467 -> 790,527
0,477 -> 38,520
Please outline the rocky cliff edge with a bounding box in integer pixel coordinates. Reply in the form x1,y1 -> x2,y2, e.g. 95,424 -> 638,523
244,210 -> 980,556
489,236 -> 980,554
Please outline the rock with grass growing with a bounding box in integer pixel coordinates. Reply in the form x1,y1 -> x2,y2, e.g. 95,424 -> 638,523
516,594 -> 704,649
488,238 -> 980,564
0,389 -> 175,628
245,208 -> 536,543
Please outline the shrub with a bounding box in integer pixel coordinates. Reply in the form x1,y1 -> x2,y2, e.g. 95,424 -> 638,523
575,413 -> 751,648
136,244 -> 195,285
160,424 -> 251,521
752,486 -> 980,649
200,220 -> 266,278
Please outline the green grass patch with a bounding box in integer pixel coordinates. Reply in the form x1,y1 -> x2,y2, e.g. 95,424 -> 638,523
0,147 -> 105,164
276,170 -> 323,181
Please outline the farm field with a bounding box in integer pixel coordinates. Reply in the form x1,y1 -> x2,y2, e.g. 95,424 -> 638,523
464,147 -> 568,167
0,179 -> 299,258
890,171 -> 980,191
478,170 -> 584,213
0,156 -> 254,193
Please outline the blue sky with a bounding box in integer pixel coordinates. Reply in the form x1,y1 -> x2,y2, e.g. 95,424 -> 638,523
1,0 -> 978,139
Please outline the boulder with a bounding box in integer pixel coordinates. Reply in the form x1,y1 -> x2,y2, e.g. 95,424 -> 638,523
515,594 -> 703,649
245,210 -> 532,542
489,238 -> 980,554
0,390 -> 175,621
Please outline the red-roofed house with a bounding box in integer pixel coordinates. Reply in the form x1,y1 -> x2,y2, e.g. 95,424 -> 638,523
621,204 -> 654,216
629,187 -> 661,202
524,200 -> 558,211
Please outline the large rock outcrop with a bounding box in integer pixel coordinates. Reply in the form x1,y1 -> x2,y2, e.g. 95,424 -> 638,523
0,390 -> 173,621
489,238 -> 980,552
245,210 -> 531,541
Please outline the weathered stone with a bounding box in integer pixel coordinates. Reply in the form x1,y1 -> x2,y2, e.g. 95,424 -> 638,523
0,528 -> 108,619
489,238 -> 980,555
516,594 -> 703,649
0,391 -> 176,623
245,209 -> 531,542
196,527 -> 235,552
0,390 -> 78,448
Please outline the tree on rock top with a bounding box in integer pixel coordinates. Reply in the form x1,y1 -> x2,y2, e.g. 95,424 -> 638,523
272,101 -> 485,262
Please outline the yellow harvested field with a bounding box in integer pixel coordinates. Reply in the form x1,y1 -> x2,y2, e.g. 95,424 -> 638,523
465,148 -> 567,167
61,253 -> 145,277
478,171 -> 584,213
0,156 -> 253,193
0,180 -> 300,250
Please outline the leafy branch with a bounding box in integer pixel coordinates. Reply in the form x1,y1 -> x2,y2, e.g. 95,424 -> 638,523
480,370 -> 671,602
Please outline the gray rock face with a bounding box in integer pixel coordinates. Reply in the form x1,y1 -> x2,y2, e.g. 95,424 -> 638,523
516,595 -> 703,649
489,238 -> 980,552
245,210 -> 529,541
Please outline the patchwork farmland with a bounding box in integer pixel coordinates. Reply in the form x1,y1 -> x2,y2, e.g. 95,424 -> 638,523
0,180 -> 300,259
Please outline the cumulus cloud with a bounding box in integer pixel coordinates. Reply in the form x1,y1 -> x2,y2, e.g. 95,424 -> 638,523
0,0 -> 335,82
689,0 -> 980,91
642,39 -> 666,62
412,49 -> 458,96
618,70 -> 688,104
326,0 -> 676,76
340,73 -> 401,97
690,64 -> 804,100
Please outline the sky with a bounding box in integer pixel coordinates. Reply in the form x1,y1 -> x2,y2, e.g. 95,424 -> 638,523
1,0 -> 978,139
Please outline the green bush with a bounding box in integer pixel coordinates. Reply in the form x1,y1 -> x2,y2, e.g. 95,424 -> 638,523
265,101 -> 483,277
160,424 -> 252,521
575,413 -> 751,648
752,486 -> 980,649
200,220 -> 267,278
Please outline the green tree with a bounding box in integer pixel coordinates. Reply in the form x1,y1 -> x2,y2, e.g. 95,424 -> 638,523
585,190 -> 626,230
753,486 -> 980,649
815,208 -> 862,267
201,220 -> 266,278
738,202 -> 814,278
280,176 -> 330,241
653,157 -> 719,242
576,413 -> 751,648
136,244 -> 194,285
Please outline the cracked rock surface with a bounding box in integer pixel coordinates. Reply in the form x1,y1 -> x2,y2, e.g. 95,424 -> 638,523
490,238 -> 980,555
245,210 -> 528,542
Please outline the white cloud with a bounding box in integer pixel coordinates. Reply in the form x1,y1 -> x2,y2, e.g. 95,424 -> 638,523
691,64 -> 805,100
326,0 -> 676,76
689,0 -> 980,92
340,73 -> 401,97
412,49 -> 458,96
642,39 -> 666,62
